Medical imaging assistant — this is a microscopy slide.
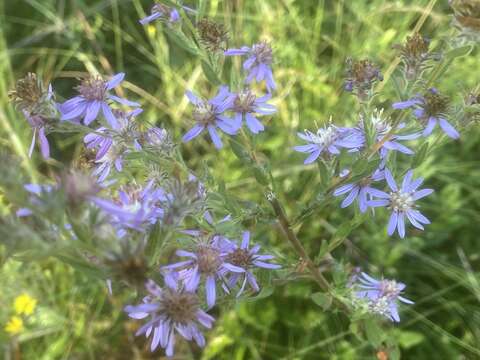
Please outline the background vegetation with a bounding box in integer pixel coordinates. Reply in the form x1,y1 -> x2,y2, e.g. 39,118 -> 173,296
1,0 -> 479,359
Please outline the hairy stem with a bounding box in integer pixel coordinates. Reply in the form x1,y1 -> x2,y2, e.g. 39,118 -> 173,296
268,195 -> 330,291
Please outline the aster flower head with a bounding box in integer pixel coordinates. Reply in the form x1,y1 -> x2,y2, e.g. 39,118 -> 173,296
334,169 -> 385,213
367,168 -> 434,238
229,90 -> 276,134
354,272 -> 413,322
60,73 -> 140,128
93,180 -> 165,236
139,3 -> 181,25
124,275 -> 214,356
344,58 -> 383,100
294,122 -> 364,164
221,231 -> 281,296
9,74 -> 57,159
162,235 -> 245,308
357,108 -> 419,158
392,88 -> 460,139
84,109 -> 143,182
224,41 -> 276,91
182,86 -> 238,149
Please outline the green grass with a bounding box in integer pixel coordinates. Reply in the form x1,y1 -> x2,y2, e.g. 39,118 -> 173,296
1,0 -> 480,359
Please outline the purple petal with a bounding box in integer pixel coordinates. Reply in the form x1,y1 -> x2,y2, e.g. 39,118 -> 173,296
384,168 -> 398,191
38,127 -> 50,159
245,113 -> 264,134
207,125 -> 223,149
102,103 -> 119,128
106,73 -> 125,90
412,188 -> 434,200
83,101 -> 101,125
341,186 -> 359,208
182,124 -> 205,142
108,94 -> 140,107
387,211 -> 398,236
397,212 -> 406,238
423,118 -> 437,137
205,275 -> 216,308
438,118 -> 460,139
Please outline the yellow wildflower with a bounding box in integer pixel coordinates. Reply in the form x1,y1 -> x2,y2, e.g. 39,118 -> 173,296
5,316 -> 24,335
14,293 -> 37,316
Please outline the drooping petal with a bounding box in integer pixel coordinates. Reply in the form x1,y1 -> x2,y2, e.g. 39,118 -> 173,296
102,103 -> 119,128
438,118 -> 460,139
38,127 -> 50,159
397,212 -> 406,238
205,275 -> 216,308
387,211 -> 398,236
83,100 -> 101,125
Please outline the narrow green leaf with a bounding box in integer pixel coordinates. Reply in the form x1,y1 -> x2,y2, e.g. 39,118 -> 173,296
201,59 -> 221,85
445,45 -> 473,60
311,292 -> 332,310
411,142 -> 428,168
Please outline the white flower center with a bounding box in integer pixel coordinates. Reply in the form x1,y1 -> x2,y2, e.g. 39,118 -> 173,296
389,191 -> 414,212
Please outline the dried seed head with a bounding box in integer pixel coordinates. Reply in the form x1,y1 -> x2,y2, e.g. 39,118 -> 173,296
9,73 -> 54,117
197,18 -> 229,52
393,33 -> 433,79
160,289 -> 200,324
345,58 -> 383,100
76,76 -> 107,101
9,73 -> 43,109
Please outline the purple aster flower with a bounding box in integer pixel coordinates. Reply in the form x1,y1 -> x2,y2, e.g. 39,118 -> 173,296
93,180 -> 165,236
224,41 -> 275,91
294,124 -> 364,164
124,276 -> 214,356
228,90 -> 276,134
356,108 -> 420,158
367,168 -> 434,238
139,3 -> 181,25
333,169 -> 385,213
60,73 -> 140,128
84,109 -> 143,182
220,231 -> 281,296
162,235 -> 245,308
355,272 -> 413,322
182,86 -> 238,149
392,88 -> 460,139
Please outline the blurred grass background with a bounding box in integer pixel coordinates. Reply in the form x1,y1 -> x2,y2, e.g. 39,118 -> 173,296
1,0 -> 480,359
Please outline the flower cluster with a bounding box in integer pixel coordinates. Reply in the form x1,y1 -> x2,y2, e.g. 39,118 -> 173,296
126,230 -> 279,355
353,272 -> 413,322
